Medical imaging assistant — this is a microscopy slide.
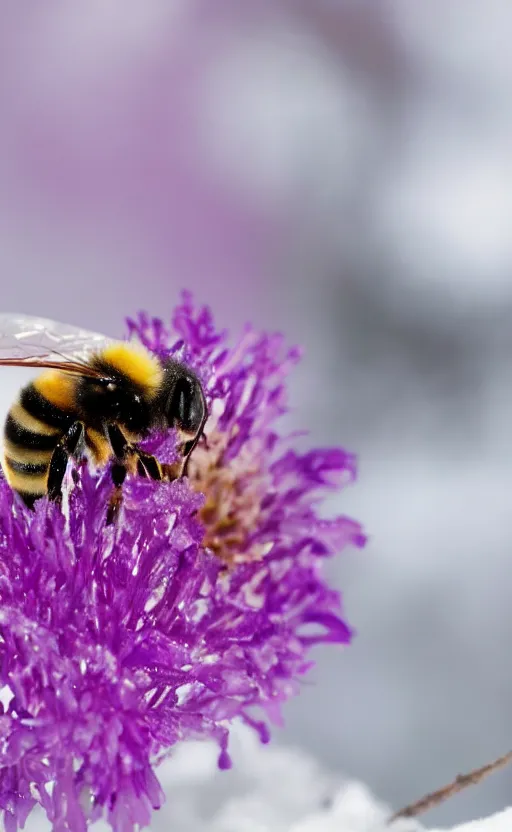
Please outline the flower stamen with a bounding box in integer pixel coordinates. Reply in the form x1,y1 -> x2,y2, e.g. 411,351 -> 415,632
189,428 -> 270,566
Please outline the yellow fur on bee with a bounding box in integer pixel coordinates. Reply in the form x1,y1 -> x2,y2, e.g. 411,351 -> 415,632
33,371 -> 77,410
2,464 -> 48,494
99,343 -> 162,396
85,428 -> 112,466
2,440 -> 53,466
9,402 -> 60,435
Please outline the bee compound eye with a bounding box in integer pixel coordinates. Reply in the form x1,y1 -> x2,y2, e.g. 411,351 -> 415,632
168,377 -> 204,432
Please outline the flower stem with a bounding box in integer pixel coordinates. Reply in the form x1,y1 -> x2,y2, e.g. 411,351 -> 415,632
389,749 -> 512,822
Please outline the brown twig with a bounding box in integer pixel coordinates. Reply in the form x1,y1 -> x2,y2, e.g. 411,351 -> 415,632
389,750 -> 512,823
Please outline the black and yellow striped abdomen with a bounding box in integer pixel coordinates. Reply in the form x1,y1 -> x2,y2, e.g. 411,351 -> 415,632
2,371 -> 77,506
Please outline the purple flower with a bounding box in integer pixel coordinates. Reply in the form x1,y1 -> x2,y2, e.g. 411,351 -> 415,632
0,294 -> 365,831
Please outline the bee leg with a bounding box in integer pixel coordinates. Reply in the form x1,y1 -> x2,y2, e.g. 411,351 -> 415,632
105,424 -> 161,523
104,425 -> 132,524
105,425 -> 184,522
137,451 -> 165,481
159,460 -> 185,481
154,434 -> 203,481
106,424 -> 130,461
180,436 -> 201,477
47,421 -> 85,503
137,452 -> 187,483
107,423 -> 172,482
155,435 -> 199,481
106,461 -> 128,525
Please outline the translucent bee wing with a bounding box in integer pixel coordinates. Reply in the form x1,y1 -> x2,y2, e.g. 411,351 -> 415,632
0,313 -> 111,359
0,313 -> 114,373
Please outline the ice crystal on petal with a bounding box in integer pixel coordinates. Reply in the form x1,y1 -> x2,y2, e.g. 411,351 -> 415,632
0,293 -> 365,831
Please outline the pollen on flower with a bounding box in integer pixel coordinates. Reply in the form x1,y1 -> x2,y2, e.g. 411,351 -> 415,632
188,427 -> 271,566
0,294 -> 365,832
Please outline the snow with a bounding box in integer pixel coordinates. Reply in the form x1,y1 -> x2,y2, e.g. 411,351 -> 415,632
22,724 -> 512,831
436,810 -> 512,832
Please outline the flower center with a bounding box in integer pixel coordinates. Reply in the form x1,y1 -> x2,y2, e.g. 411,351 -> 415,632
188,429 -> 270,566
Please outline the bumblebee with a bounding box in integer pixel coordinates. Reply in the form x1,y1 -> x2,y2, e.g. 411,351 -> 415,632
0,314 -> 207,521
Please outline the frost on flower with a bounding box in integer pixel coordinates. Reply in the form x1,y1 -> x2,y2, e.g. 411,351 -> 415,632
0,294 -> 365,831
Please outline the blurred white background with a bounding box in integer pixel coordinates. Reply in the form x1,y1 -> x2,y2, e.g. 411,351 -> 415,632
1,2 -> 512,828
